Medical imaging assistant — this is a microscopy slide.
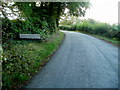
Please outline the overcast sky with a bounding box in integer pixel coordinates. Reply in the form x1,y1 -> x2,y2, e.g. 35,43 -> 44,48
82,0 -> 119,24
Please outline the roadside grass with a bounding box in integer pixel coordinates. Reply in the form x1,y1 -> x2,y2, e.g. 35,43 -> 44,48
2,31 -> 64,89
75,30 -> 119,47
92,35 -> 119,46
62,30 -> 119,47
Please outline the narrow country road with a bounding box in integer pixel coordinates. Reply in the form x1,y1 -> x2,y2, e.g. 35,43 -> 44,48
26,31 -> 118,88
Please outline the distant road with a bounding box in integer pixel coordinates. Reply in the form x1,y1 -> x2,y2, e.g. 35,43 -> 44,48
26,31 -> 118,88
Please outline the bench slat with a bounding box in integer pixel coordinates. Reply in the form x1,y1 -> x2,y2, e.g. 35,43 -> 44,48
20,34 -> 41,39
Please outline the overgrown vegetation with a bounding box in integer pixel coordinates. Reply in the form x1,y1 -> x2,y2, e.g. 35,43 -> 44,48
1,2 -> 90,42
59,19 -> 120,44
2,18 -> 50,44
2,32 -> 64,88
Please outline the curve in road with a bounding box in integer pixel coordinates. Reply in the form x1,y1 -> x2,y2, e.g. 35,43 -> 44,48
26,31 -> 118,88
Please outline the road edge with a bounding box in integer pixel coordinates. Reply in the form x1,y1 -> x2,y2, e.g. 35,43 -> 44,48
22,31 -> 66,88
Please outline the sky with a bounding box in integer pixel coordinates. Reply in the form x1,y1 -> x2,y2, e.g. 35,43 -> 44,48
82,0 -> 119,24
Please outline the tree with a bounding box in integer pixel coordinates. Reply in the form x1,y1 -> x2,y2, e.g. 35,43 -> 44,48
59,14 -> 78,25
1,1 -> 90,35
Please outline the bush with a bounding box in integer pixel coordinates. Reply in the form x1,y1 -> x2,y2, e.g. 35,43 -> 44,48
76,22 -> 93,33
59,25 -> 72,30
2,18 -> 50,44
59,19 -> 120,40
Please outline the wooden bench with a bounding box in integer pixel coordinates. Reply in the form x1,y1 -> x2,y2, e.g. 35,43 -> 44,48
19,34 -> 41,39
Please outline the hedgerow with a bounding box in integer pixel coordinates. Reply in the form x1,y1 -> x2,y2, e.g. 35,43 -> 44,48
59,19 -> 120,40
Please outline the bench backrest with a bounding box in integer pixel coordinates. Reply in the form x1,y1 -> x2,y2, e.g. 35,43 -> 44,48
19,34 -> 41,39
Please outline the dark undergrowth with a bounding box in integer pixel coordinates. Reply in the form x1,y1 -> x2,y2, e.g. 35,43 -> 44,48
2,31 -> 64,89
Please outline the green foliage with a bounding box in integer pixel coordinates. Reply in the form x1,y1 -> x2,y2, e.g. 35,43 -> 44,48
2,32 -> 64,89
67,2 -> 90,16
59,25 -> 73,31
2,2 -> 90,43
60,19 -> 120,40
2,18 -> 50,43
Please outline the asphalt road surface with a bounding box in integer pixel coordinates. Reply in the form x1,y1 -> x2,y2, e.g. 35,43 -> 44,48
26,31 -> 118,88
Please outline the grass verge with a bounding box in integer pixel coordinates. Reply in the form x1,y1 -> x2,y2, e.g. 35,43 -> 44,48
92,35 -> 119,47
2,31 -> 65,89
76,30 -> 119,47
